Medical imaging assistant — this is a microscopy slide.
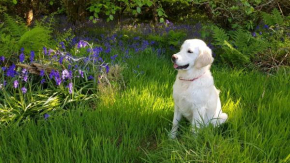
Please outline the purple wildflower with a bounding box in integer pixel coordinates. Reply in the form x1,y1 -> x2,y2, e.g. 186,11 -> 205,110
110,55 -> 118,61
252,32 -> 257,37
44,113 -> 50,120
59,42 -> 66,50
78,70 -> 84,78
0,56 -> 4,62
264,25 -> 269,29
30,51 -> 35,63
68,82 -> 73,94
88,75 -> 94,80
21,87 -> 27,94
105,64 -> 110,73
14,80 -> 19,88
49,70 -> 55,79
40,70 -> 45,77
20,47 -> 24,52
23,75 -> 28,82
98,57 -> 104,62
62,69 -> 70,80
1,67 -> 6,71
43,47 -> 47,55
41,78 -> 46,84
19,53 -> 25,63
6,64 -> 16,77
77,40 -> 88,48
55,77 -> 62,86
59,56 -> 65,64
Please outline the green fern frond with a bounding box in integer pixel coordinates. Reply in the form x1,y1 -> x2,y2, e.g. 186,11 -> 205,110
262,8 -> 283,26
3,13 -> 27,37
18,26 -> 52,54
212,26 -> 229,46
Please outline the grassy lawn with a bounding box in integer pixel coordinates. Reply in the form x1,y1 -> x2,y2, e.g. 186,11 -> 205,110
0,50 -> 289,162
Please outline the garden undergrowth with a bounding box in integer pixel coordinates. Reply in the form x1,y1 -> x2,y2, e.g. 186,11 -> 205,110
0,49 -> 289,162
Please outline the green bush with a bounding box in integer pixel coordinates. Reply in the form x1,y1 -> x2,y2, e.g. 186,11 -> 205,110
211,8 -> 290,70
0,14 -> 54,60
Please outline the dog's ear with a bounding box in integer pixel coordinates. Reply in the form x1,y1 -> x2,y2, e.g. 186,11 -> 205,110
194,46 -> 214,69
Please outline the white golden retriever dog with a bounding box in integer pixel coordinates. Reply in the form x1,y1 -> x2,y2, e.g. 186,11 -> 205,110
169,39 -> 228,139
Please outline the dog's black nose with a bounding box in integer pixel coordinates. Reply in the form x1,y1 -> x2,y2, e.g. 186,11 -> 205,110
172,55 -> 178,62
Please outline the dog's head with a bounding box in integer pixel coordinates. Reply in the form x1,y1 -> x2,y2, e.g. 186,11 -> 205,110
172,39 -> 213,70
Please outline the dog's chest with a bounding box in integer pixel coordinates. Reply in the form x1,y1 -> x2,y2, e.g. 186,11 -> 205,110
173,81 -> 204,116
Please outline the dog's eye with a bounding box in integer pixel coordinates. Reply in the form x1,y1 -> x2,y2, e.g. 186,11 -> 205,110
187,50 -> 193,53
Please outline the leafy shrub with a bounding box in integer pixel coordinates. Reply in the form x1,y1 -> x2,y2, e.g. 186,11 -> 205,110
191,0 -> 290,29
212,26 -> 268,67
148,30 -> 186,48
211,8 -> 290,70
0,14 -> 53,60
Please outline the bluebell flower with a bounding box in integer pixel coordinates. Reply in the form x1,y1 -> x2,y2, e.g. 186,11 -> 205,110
59,42 -> 66,50
259,31 -> 262,35
30,51 -> 35,62
105,47 -> 111,53
78,70 -> 84,78
14,80 -> 19,88
41,78 -> 46,84
21,87 -> 27,94
40,70 -> 45,77
88,75 -> 94,80
264,25 -> 269,29
44,113 -> 50,120
49,70 -> 55,79
77,40 -> 88,48
105,64 -> 110,73
6,64 -> 16,77
23,75 -> 28,82
62,69 -> 70,80
110,55 -> 118,61
0,56 -> 4,62
55,77 -> 62,86
2,67 -> 6,71
20,47 -> 24,52
19,53 -> 25,63
68,82 -> 73,94
43,47 -> 47,55
59,56 -> 64,64
252,32 -> 257,37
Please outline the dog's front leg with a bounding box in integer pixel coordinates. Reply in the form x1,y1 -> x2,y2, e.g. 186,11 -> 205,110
169,106 -> 182,139
191,107 -> 206,134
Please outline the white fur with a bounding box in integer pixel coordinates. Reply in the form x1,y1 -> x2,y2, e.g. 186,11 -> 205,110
169,39 -> 228,139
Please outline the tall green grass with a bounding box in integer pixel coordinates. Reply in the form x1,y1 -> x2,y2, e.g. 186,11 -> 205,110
0,50 -> 289,162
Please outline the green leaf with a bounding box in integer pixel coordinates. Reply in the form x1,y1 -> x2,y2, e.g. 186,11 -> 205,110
12,0 -> 17,4
160,18 -> 164,23
109,15 -> 114,20
146,1 -> 153,7
49,1 -> 53,5
158,11 -> 163,17
137,7 -> 141,14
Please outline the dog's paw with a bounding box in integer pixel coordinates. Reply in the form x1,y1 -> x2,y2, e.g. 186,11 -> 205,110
168,132 -> 177,139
